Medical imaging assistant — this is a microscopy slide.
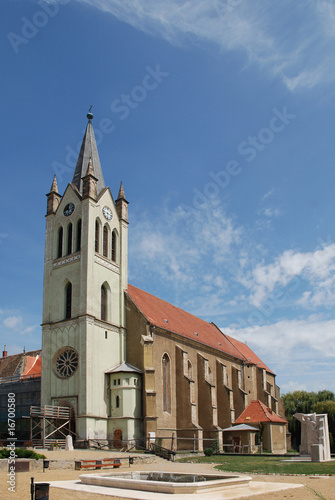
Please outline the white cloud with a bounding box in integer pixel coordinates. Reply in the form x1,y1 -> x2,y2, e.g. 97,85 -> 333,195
129,195 -> 335,326
225,317 -> 335,362
80,0 -> 335,90
257,207 -> 280,218
3,315 -> 36,335
280,380 -> 308,394
261,189 -> 274,202
241,243 -> 335,308
129,199 -> 242,298
224,317 -> 335,393
4,316 -> 22,329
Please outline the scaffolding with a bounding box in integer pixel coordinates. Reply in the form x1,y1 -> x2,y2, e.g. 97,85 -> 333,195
30,405 -> 75,448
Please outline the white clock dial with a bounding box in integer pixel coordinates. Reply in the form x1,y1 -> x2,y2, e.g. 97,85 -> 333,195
102,206 -> 113,220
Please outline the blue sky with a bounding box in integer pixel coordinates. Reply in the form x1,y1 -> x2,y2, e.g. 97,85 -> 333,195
1,0 -> 335,394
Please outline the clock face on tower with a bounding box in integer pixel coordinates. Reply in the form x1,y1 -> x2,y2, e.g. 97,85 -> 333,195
63,203 -> 75,216
102,206 -> 113,220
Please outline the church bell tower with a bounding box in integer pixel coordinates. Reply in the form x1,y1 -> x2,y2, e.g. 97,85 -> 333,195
41,111 -> 130,443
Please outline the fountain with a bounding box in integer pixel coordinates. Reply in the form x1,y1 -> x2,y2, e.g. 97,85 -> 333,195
79,470 -> 252,494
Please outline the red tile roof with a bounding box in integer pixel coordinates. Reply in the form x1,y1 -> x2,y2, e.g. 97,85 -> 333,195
235,400 -> 287,424
127,285 -> 273,368
225,335 -> 274,375
22,355 -> 42,378
0,349 -> 41,378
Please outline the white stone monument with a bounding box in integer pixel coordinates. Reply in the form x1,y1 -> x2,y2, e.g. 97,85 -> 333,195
65,435 -> 74,451
294,413 -> 331,462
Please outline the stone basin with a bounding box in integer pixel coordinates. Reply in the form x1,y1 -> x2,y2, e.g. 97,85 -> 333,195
79,470 -> 252,494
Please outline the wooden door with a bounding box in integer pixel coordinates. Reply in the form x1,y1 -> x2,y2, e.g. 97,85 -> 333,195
114,428 -> 122,448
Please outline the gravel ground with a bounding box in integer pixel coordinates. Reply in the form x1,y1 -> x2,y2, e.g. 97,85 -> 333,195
1,450 -> 334,500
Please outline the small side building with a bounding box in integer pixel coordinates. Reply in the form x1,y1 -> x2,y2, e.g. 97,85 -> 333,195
233,399 -> 288,454
222,423 -> 259,453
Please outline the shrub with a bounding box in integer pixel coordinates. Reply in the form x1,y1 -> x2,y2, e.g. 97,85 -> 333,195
0,448 -> 46,460
204,448 -> 213,456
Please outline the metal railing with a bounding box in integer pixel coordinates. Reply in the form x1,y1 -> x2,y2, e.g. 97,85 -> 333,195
149,442 -> 176,461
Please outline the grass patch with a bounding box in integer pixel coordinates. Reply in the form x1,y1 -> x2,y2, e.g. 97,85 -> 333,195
0,448 -> 46,460
176,455 -> 335,475
305,486 -> 331,500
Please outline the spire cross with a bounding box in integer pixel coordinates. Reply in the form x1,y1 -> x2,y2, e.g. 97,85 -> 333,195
87,105 -> 94,120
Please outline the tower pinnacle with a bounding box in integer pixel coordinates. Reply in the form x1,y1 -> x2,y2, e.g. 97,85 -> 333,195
46,175 -> 61,215
72,112 -> 105,195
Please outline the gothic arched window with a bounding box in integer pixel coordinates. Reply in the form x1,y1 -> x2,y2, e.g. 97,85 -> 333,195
103,225 -> 108,258
65,282 -> 72,319
76,219 -> 81,252
95,220 -> 100,253
57,226 -> 63,258
162,353 -> 171,413
112,230 -> 117,262
67,223 -> 72,255
101,284 -> 107,321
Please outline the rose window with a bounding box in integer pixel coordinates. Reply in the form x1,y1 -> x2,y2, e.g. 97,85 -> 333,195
54,348 -> 79,378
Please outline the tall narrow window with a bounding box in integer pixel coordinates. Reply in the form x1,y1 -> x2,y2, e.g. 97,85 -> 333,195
188,360 -> 193,379
57,227 -> 63,258
116,395 -> 120,408
76,219 -> 81,252
111,231 -> 116,262
162,354 -> 171,413
101,285 -> 107,321
65,282 -> 72,319
103,225 -> 108,258
67,223 -> 72,255
95,220 -> 99,253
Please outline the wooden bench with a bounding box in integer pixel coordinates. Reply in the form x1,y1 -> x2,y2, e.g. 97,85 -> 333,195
75,458 -> 121,470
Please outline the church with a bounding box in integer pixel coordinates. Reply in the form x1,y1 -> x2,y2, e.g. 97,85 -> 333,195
3,111 -> 287,452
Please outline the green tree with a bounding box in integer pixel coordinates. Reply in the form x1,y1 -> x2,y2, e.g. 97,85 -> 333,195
282,390 -> 335,450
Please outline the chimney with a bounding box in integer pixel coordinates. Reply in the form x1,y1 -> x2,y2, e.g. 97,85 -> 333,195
2,345 -> 8,357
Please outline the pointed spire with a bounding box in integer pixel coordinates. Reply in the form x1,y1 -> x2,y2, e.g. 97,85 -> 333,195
117,181 -> 126,200
50,175 -> 58,194
46,175 -> 62,215
86,157 -> 95,177
82,157 -> 98,200
72,111 -> 105,195
116,181 -> 129,222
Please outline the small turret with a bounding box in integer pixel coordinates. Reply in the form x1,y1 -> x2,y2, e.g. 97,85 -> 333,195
82,157 -> 98,200
116,181 -> 129,222
46,175 -> 62,215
